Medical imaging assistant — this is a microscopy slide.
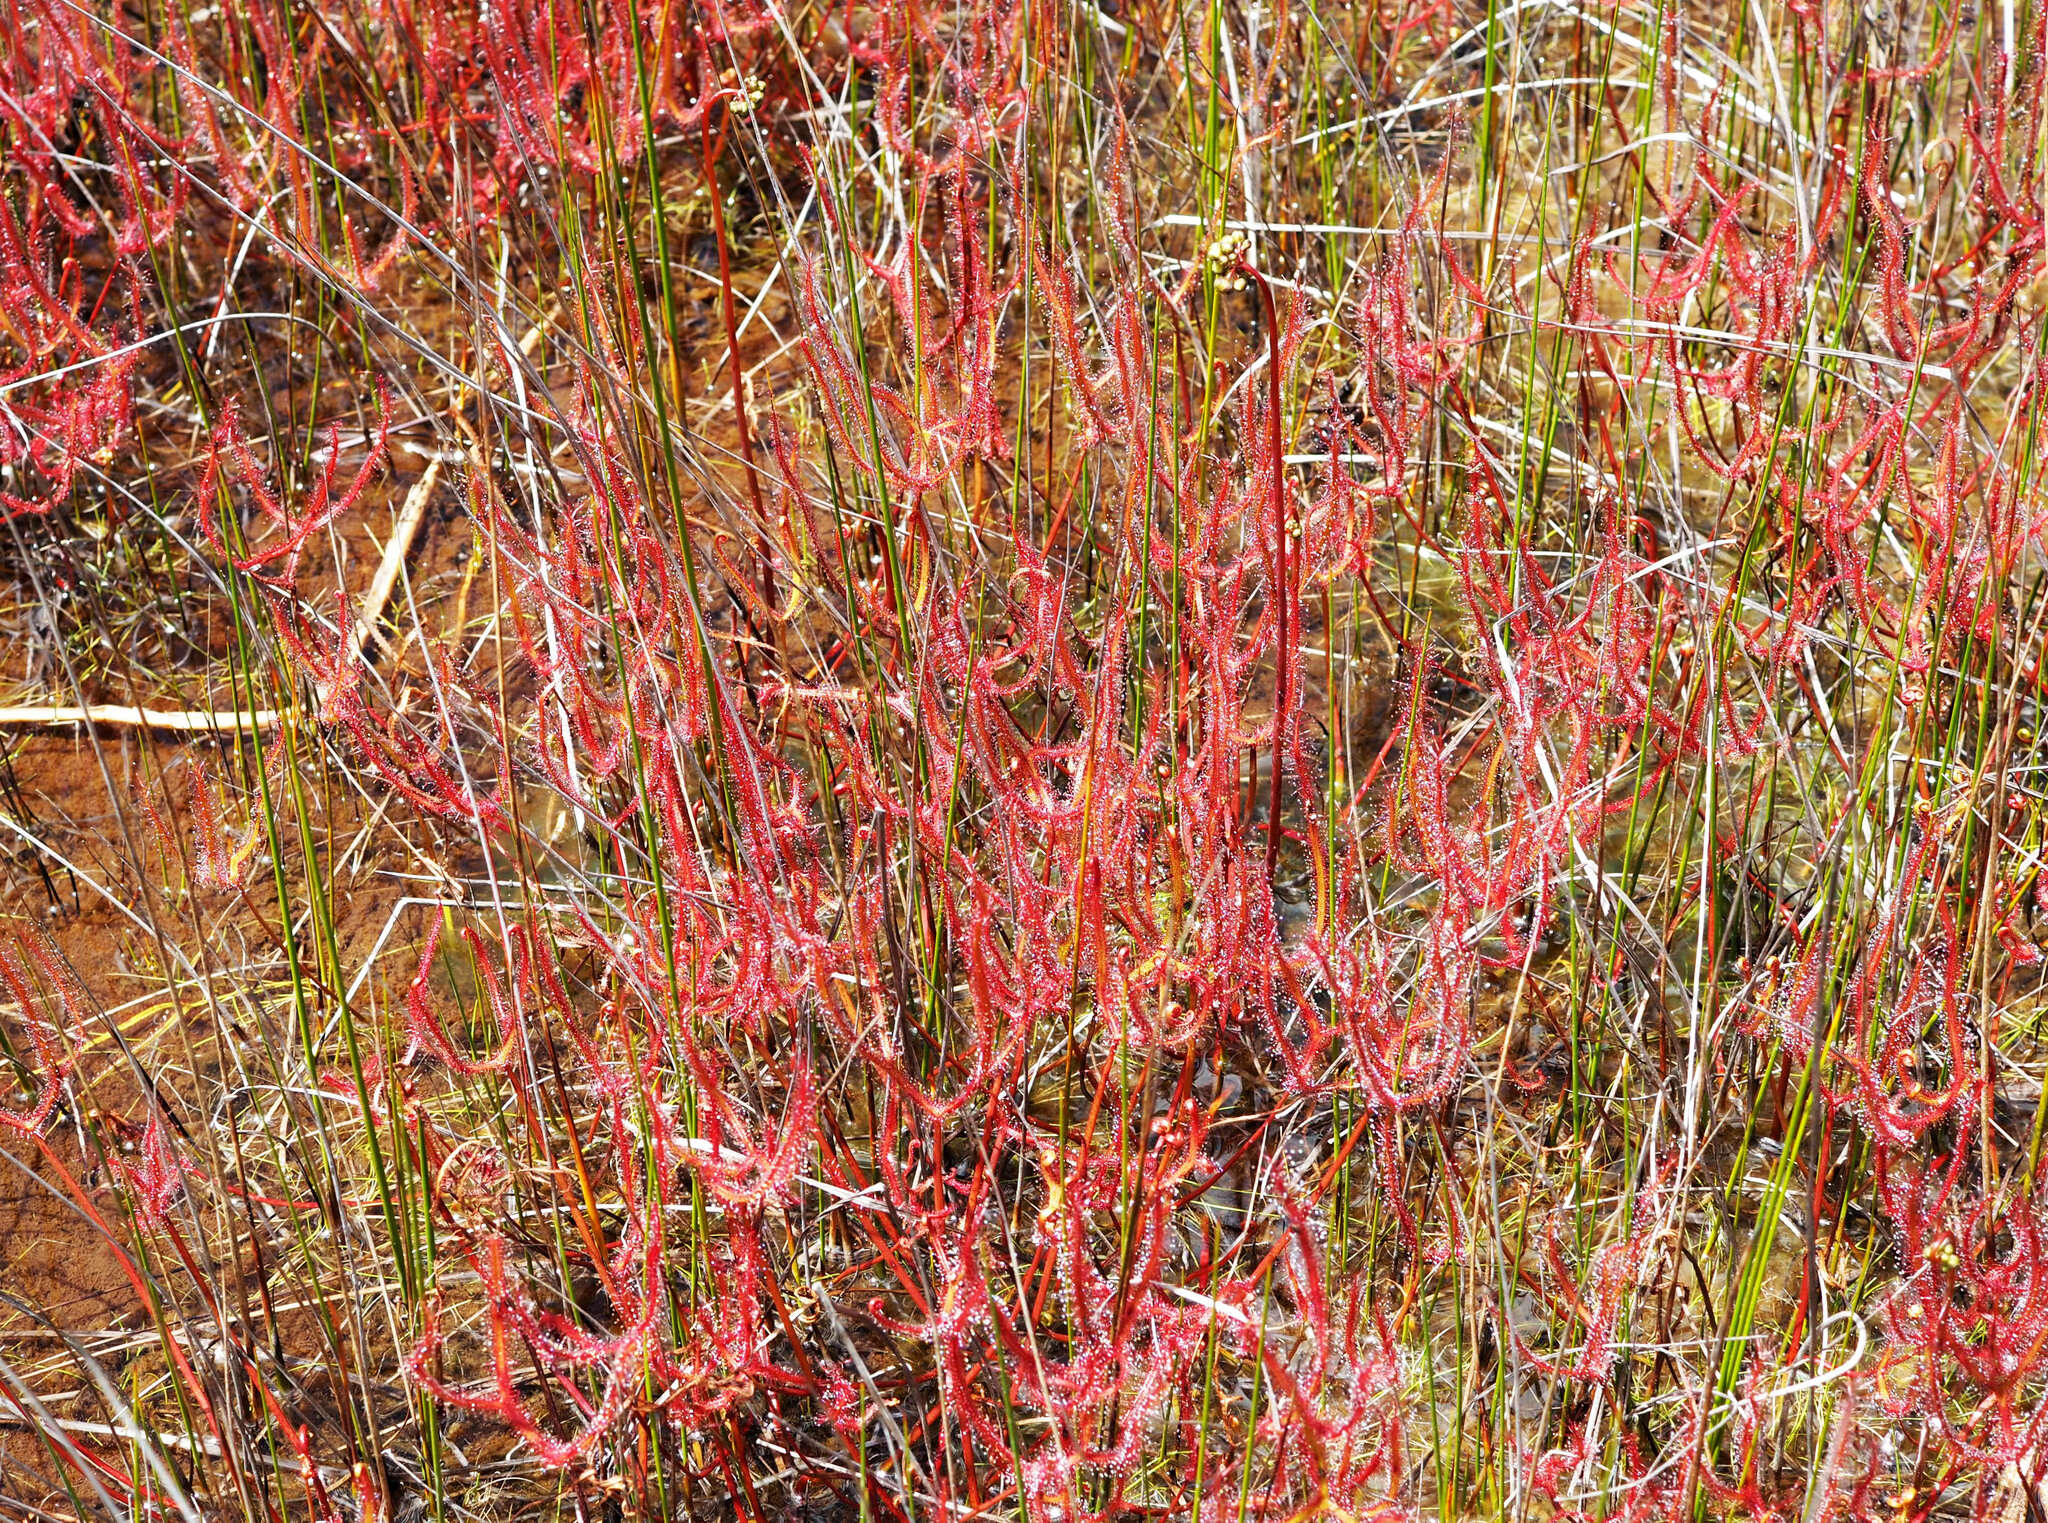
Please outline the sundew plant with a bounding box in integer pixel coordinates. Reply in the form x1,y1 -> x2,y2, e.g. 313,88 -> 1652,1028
2,0 -> 2048,1519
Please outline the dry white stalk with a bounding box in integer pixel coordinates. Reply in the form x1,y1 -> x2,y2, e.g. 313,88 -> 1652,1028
0,704 -> 280,731
345,452 -> 443,665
